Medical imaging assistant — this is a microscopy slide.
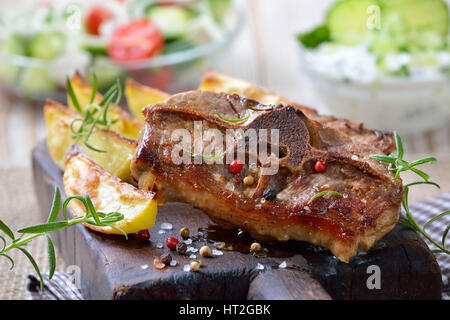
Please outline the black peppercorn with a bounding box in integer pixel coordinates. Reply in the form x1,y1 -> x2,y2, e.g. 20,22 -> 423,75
160,253 -> 172,265
262,189 -> 276,201
176,242 -> 187,254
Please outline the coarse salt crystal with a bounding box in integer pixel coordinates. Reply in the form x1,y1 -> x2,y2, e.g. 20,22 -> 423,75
156,243 -> 163,249
183,265 -> 191,272
160,222 -> 173,230
189,254 -> 197,259
212,249 -> 223,256
278,261 -> 287,269
158,230 -> 166,234
141,264 -> 149,270
184,239 -> 192,245
351,155 -> 359,160
255,263 -> 264,271
170,260 -> 177,267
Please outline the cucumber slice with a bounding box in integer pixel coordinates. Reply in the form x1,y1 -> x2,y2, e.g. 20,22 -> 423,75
21,67 -> 57,95
0,34 -> 27,56
409,29 -> 446,51
207,0 -> 231,23
327,0 -> 380,45
147,6 -> 196,40
381,0 -> 449,36
368,13 -> 409,54
28,31 -> 65,60
81,37 -> 107,57
0,34 -> 27,83
163,39 -> 195,54
369,31 -> 402,54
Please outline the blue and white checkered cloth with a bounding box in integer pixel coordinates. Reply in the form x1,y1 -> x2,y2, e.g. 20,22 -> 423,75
408,193 -> 450,300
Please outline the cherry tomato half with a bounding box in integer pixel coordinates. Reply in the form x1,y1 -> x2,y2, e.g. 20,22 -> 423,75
107,19 -> 164,63
85,6 -> 114,36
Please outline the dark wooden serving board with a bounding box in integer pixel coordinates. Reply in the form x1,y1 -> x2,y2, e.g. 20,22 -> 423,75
32,141 -> 442,300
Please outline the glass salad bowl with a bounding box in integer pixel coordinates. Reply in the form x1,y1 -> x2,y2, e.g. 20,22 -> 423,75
296,0 -> 450,134
0,0 -> 244,101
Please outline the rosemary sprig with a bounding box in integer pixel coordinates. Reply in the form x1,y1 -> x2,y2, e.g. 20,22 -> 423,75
309,190 -> 343,203
0,187 -> 126,290
370,131 -> 449,255
214,110 -> 250,122
67,73 -> 121,153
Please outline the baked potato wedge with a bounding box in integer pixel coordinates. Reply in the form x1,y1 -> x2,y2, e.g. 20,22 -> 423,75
44,99 -> 137,182
125,78 -> 169,123
67,72 -> 142,140
64,147 -> 157,235
199,69 -> 305,108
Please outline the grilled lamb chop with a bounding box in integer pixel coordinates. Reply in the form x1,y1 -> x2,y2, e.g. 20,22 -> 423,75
131,91 -> 403,262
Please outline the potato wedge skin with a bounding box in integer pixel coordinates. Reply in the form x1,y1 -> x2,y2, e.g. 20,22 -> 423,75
125,78 -> 169,123
64,147 -> 157,235
199,70 -> 317,115
68,72 -> 142,140
44,99 -> 137,182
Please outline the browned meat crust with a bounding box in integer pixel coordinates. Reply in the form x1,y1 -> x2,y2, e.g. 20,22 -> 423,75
131,91 -> 403,262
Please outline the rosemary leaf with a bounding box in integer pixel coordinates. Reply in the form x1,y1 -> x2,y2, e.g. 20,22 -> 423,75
442,224 -> 450,248
18,221 -> 70,234
394,131 -> 403,159
66,76 -> 82,114
214,110 -> 250,122
423,211 -> 450,230
114,79 -> 122,106
0,253 -> 14,270
18,247 -> 44,291
409,157 -> 437,167
0,220 -> 15,240
410,167 -> 429,181
47,186 -> 61,223
105,223 -> 128,240
89,72 -> 98,105
84,195 -> 100,224
46,235 -> 56,279
63,195 -> 86,219
0,235 -> 6,252
310,190 -> 343,203
369,155 -> 397,163
404,181 -> 440,189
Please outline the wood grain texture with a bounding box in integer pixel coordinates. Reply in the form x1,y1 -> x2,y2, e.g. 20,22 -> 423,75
32,141 -> 442,300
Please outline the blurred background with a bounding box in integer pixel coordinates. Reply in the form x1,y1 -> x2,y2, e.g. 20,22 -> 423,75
0,0 -> 449,299
1,0 -> 450,164
0,0 -> 450,167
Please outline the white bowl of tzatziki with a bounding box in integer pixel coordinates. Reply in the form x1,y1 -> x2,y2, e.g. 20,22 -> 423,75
297,0 -> 450,134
